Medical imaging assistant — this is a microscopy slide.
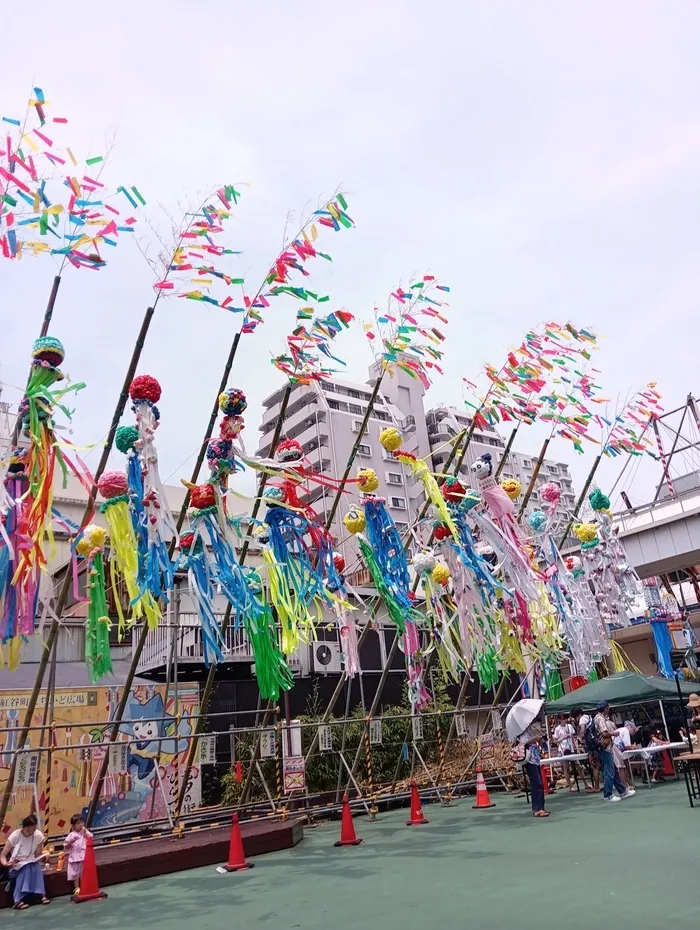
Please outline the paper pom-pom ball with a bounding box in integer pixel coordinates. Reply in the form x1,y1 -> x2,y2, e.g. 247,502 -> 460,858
115,424 -> 139,453
344,508 -> 366,534
98,470 -> 129,500
333,553 -> 346,573
76,524 -> 107,557
527,510 -> 547,532
443,477 -> 465,502
432,563 -> 450,586
206,438 -> 232,466
219,387 -> 247,417
356,468 -> 379,493
501,478 -> 522,500
130,374 -> 162,404
540,482 -> 561,505
413,551 -> 436,575
190,483 -> 216,510
573,521 -> 598,543
589,488 -> 610,512
180,531 -> 195,551
32,335 -> 65,367
276,439 -> 303,463
379,427 -> 402,452
433,523 -> 452,541
462,489 -> 481,511
220,415 -> 244,441
263,486 -> 285,502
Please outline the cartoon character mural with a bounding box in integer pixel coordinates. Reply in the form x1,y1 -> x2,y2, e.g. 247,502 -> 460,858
0,684 -> 200,838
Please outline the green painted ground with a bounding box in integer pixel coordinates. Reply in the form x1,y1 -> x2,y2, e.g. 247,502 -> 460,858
13,782 -> 697,929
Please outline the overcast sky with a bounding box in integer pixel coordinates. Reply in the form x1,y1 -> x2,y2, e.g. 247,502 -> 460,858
3,1 -> 700,507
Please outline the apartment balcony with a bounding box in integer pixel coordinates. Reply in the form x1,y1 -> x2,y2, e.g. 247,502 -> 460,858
135,612 -> 304,679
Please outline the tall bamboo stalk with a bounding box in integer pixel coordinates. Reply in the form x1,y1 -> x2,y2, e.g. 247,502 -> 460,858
517,436 -> 550,519
0,306 -> 156,828
494,422 -> 520,480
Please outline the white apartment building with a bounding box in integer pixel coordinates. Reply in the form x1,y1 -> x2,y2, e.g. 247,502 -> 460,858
426,405 -> 506,486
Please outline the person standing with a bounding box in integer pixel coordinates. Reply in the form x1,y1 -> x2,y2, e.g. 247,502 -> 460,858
0,814 -> 50,910
519,721 -> 550,818
63,814 -> 93,892
594,701 -> 635,802
572,705 -> 600,792
553,713 -> 577,791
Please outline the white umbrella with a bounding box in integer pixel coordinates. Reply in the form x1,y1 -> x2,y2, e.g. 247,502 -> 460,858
505,698 -> 543,741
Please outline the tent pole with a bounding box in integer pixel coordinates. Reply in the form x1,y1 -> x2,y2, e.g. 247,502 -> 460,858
659,699 -> 670,742
675,674 -> 694,753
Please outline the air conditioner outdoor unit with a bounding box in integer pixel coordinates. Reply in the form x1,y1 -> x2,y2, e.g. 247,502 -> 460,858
312,641 -> 342,674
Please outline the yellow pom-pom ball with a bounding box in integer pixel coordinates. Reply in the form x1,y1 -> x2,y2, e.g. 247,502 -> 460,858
501,478 -> 521,500
356,468 -> 379,493
76,524 -> 107,557
379,427 -> 402,452
431,563 -> 450,586
344,508 -> 366,534
573,522 -> 597,543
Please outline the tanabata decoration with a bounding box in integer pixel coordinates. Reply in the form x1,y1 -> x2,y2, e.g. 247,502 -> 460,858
363,275 -> 450,388
181,391 -> 292,699
527,483 -> 610,676
641,576 -> 683,678
0,337 -> 89,667
464,322 -> 599,430
238,193 -> 353,334
1,86 -> 143,267
97,469 -> 160,635
600,384 -> 663,457
121,375 -> 176,603
75,524 -> 113,683
576,487 -> 644,628
344,477 -> 428,710
413,552 -> 462,683
272,308 -> 354,384
435,480 -> 509,689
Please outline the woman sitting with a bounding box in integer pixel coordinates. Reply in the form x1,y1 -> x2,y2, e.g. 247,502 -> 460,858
0,814 -> 50,910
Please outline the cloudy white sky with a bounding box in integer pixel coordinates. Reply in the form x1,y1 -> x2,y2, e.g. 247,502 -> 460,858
3,1 -> 700,506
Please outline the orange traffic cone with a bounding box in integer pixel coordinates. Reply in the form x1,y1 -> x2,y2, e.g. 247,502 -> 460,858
406,781 -> 429,825
223,813 -> 254,872
472,768 -> 495,809
334,794 -> 363,846
71,835 -> 107,904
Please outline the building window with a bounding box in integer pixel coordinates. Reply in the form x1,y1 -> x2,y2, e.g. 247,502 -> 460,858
358,443 -> 372,457
328,400 -> 340,410
348,389 -> 361,399
321,381 -> 335,393
387,472 -> 403,485
352,420 -> 367,434
395,522 -> 408,534
390,496 -> 406,510
349,403 -> 362,415
372,411 -> 390,422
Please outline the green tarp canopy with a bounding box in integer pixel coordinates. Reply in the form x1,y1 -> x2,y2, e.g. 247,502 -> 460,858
545,671 -> 700,714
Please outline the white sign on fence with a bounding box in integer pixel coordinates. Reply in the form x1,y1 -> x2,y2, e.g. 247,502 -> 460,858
412,715 -> 423,742
16,751 -> 40,787
283,756 -> 306,793
491,709 -> 503,732
260,728 -> 276,759
455,714 -> 467,738
369,719 -> 383,746
108,742 -> 129,774
318,725 -> 333,753
198,735 -> 217,766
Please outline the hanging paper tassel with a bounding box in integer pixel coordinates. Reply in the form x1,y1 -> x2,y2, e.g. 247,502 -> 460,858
650,619 -> 675,678
177,531 -> 224,667
97,470 -> 160,634
78,525 -> 113,684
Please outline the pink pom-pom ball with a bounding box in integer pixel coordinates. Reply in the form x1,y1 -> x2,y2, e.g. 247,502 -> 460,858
130,374 -> 162,404
540,482 -> 561,505
98,470 -> 129,500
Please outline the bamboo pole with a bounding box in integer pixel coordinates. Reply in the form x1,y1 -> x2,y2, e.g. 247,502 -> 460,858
517,436 -> 550,519
493,422 -> 520,480
323,372 -> 385,529
556,452 -> 602,549
0,306 -> 157,829
172,383 -> 294,818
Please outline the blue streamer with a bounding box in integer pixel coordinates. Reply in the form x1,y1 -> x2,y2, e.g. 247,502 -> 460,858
363,497 -> 413,609
650,620 -> 675,678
